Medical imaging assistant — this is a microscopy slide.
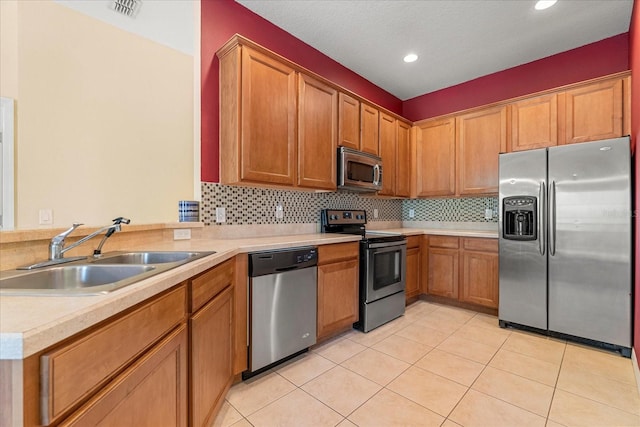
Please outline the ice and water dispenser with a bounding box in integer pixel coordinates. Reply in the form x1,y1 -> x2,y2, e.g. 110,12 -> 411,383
503,196 -> 537,240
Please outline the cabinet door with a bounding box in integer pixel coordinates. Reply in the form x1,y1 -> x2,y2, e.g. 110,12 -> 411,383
317,259 -> 359,340
298,74 -> 338,190
360,103 -> 380,156
561,78 -> 623,145
395,121 -> 411,197
427,248 -> 459,299
241,46 -> 297,185
415,118 -> 456,197
338,92 -> 360,150
378,112 -> 397,196
460,251 -> 498,308
510,93 -> 558,152
191,286 -> 234,427
61,326 -> 188,427
405,247 -> 421,301
457,106 -> 507,195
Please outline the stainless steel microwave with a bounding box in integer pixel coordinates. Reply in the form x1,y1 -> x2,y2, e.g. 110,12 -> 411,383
337,147 -> 382,192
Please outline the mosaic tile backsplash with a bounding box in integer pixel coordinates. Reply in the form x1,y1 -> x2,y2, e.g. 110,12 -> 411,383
200,183 -> 498,226
403,197 -> 499,222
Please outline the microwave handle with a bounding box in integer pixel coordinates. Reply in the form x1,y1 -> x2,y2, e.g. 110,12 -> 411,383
373,164 -> 381,186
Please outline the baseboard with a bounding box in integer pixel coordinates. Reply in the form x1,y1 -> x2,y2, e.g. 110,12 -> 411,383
633,349 -> 640,395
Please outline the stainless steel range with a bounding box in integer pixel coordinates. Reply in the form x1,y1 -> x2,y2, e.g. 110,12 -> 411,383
321,209 -> 406,332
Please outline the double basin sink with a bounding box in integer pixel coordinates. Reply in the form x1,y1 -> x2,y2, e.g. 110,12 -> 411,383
0,251 -> 215,296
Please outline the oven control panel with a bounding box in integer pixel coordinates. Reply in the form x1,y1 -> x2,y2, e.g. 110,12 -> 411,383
322,209 -> 367,225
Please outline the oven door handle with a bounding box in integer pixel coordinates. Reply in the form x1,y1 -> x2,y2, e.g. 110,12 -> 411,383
367,240 -> 407,249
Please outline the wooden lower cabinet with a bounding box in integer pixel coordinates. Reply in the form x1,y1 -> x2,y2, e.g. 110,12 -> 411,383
60,326 -> 188,427
190,285 -> 234,427
405,236 -> 421,301
426,236 -> 498,309
461,251 -> 498,308
427,248 -> 459,299
317,242 -> 359,340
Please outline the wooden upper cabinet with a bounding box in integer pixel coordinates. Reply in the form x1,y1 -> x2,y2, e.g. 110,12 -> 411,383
218,43 -> 297,187
395,121 -> 412,197
415,118 -> 456,197
240,47 -> 297,185
561,78 -> 624,145
298,74 -> 338,190
456,106 -> 506,195
378,112 -> 397,196
510,93 -> 558,151
338,92 -> 360,150
360,103 -> 380,155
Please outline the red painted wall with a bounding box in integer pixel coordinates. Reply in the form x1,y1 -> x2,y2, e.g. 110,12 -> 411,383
403,34 -> 629,121
200,0 -> 402,182
631,0 -> 639,368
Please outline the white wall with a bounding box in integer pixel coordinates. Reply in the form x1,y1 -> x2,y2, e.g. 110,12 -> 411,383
0,0 -> 196,229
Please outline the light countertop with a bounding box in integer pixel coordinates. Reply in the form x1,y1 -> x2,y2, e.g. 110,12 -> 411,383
0,227 -> 497,360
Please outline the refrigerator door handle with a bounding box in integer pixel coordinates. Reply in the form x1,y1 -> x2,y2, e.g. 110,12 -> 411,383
549,180 -> 556,256
538,181 -> 546,255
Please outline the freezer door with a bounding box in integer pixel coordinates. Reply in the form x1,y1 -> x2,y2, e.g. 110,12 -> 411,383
498,148 -> 547,330
548,137 -> 631,348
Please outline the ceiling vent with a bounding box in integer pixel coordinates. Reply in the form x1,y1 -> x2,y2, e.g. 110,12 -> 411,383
110,0 -> 141,18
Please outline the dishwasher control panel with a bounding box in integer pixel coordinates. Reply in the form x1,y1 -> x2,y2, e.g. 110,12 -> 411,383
249,246 -> 317,277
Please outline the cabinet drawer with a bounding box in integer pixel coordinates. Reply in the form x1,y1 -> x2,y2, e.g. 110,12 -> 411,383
406,236 -> 421,249
463,238 -> 498,253
191,258 -> 234,312
41,285 -> 187,425
60,325 -> 188,427
318,242 -> 359,265
428,236 -> 459,249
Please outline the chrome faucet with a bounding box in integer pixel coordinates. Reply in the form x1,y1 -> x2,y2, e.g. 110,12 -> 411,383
50,217 -> 131,260
18,217 -> 131,270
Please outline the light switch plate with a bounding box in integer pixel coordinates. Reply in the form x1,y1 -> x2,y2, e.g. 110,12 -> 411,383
39,209 -> 53,225
373,209 -> 379,218
275,203 -> 284,219
216,207 -> 226,223
173,229 -> 191,240
484,208 -> 493,220
409,209 -> 415,218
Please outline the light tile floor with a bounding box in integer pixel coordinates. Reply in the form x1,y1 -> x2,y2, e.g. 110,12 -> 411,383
214,301 -> 640,427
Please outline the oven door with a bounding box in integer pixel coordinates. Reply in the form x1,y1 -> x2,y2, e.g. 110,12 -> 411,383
363,240 -> 407,302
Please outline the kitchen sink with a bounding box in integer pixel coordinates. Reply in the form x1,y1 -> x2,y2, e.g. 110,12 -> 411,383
92,251 -> 206,265
0,264 -> 157,296
0,251 -> 216,296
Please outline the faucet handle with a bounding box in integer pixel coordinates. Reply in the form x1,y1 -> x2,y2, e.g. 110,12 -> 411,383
53,223 -> 83,242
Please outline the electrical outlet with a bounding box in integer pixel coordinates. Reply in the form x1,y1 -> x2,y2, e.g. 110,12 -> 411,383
215,207 -> 226,223
275,203 -> 284,219
173,229 -> 191,240
39,209 -> 53,225
373,209 -> 379,219
484,208 -> 493,220
409,209 -> 415,218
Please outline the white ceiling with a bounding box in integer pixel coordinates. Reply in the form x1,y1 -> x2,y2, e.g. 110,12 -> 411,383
236,0 -> 634,100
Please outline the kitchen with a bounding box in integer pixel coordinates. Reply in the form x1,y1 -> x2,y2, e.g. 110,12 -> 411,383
0,0 -> 639,426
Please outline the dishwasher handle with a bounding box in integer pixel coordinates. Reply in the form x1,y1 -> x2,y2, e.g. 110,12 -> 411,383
275,266 -> 300,273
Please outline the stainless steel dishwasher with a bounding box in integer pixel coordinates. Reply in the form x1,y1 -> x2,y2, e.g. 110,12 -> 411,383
245,247 -> 318,379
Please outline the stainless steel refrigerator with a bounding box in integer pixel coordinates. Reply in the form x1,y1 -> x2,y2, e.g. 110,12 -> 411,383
498,136 -> 632,357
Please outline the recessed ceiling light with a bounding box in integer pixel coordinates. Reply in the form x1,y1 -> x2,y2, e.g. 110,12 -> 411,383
403,53 -> 418,63
535,0 -> 557,10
